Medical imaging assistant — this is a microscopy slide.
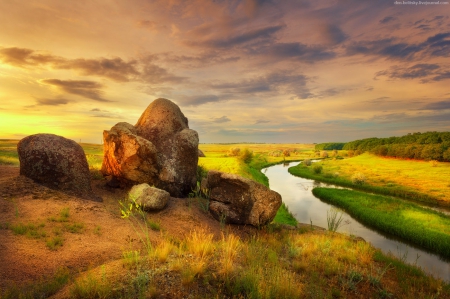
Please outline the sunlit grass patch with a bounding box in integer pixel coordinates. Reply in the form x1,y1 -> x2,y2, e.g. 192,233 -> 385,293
313,187 -> 450,259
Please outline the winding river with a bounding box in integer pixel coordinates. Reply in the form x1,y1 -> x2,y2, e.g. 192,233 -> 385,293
263,162 -> 450,282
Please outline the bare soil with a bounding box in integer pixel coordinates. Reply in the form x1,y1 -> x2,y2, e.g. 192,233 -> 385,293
0,165 -> 255,292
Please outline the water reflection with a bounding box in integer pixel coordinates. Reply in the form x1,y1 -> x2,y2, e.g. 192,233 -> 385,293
264,162 -> 450,282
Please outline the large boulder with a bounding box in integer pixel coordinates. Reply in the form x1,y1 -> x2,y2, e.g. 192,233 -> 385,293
101,98 -> 199,197
128,183 -> 169,211
17,134 -> 99,201
204,170 -> 282,226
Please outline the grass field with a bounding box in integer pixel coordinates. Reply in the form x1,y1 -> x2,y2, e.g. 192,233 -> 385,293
289,152 -> 450,206
313,188 -> 450,259
2,139 -> 450,297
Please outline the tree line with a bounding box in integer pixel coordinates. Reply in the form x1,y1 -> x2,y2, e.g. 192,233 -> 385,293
342,132 -> 450,162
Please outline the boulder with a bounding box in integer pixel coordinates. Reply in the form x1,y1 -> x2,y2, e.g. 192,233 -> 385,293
198,149 -> 205,157
204,170 -> 282,226
101,98 -> 199,197
17,133 -> 99,201
128,183 -> 169,211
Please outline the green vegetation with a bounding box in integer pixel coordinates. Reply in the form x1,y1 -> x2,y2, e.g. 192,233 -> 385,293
313,187 -> 450,259
343,131 -> 450,162
0,267 -> 70,299
288,153 -> 450,206
2,207 -> 86,251
315,142 -> 346,150
56,228 -> 450,298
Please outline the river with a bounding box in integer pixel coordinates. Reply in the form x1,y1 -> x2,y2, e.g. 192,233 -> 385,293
263,161 -> 450,282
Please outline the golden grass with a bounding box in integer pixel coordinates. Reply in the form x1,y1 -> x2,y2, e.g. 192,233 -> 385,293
319,152 -> 450,202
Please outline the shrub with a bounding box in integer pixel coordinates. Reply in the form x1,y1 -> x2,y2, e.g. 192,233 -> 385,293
351,172 -> 366,185
228,147 -> 240,156
239,148 -> 253,164
196,164 -> 208,182
303,159 -> 312,166
321,151 -> 329,158
282,149 -> 290,158
312,164 -> 322,174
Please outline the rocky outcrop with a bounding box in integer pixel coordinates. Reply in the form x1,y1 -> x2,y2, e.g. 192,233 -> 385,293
128,183 -> 169,211
204,170 -> 282,226
198,149 -> 205,157
17,134 -> 99,201
101,98 -> 199,197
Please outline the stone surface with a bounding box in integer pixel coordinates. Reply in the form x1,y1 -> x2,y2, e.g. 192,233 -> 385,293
101,98 -> 199,197
17,133 -> 99,201
204,170 -> 282,226
128,183 -> 169,211
198,149 -> 205,157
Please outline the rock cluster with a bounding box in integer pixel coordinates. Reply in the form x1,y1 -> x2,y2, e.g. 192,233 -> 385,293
101,98 -> 199,197
203,170 -> 282,226
17,133 -> 99,201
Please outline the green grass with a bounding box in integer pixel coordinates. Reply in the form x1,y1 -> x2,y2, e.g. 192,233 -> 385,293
0,267 -> 70,299
288,159 -> 445,207
312,187 -> 450,259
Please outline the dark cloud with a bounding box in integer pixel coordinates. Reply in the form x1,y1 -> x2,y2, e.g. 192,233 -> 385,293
324,24 -> 348,44
0,47 -> 63,67
209,72 -> 313,99
380,16 -> 397,24
212,116 -> 231,123
347,32 -> 450,60
178,94 -> 223,106
264,42 -> 336,62
57,57 -> 140,82
364,96 -> 392,104
41,79 -> 111,102
420,100 -> 450,110
160,51 -> 240,68
184,24 -> 285,49
365,86 -> 374,91
35,98 -> 70,106
255,119 -> 270,124
0,47 -> 185,84
375,64 -> 450,83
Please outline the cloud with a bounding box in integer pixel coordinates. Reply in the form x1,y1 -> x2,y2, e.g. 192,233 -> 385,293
0,47 -> 63,67
160,51 -> 240,68
178,94 -> 223,106
255,119 -> 270,124
323,24 -> 348,44
57,57 -> 140,82
375,64 -> 450,82
35,98 -> 70,106
136,20 -> 167,32
420,100 -> 450,110
212,116 -> 231,123
263,42 -> 336,62
0,47 -> 185,84
40,79 -> 111,102
184,24 -> 285,49
380,16 -> 397,24
209,72 -> 313,99
347,32 -> 450,60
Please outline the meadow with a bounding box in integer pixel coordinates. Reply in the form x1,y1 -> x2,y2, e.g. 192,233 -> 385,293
1,140 -> 450,298
289,152 -> 450,206
313,187 -> 450,259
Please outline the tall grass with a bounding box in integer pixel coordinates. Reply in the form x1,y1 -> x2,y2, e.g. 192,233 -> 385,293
289,161 -> 443,206
313,187 -> 450,259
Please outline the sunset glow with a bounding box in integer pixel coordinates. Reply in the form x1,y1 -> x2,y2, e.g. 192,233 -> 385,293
1,0 -> 449,143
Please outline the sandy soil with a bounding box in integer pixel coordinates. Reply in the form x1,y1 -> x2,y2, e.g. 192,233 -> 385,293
0,165 -> 255,291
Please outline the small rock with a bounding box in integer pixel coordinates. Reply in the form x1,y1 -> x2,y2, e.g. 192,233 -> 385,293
128,183 -> 170,211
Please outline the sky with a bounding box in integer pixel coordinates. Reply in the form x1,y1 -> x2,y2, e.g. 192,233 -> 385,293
0,0 -> 449,144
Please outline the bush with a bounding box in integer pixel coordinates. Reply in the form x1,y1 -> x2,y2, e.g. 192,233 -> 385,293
228,147 -> 240,156
312,164 -> 322,174
321,151 -> 329,158
303,159 -> 312,166
351,172 -> 366,185
282,149 -> 291,158
197,165 -> 208,181
239,148 -> 253,164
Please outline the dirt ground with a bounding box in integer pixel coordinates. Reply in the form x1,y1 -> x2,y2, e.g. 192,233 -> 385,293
0,165 -> 255,291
